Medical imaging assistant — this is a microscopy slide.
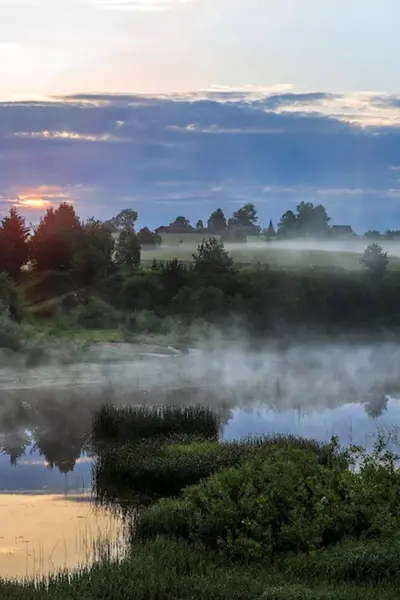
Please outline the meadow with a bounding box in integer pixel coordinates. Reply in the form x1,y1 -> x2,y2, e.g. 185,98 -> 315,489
140,235 -> 400,271
2,404 -> 400,599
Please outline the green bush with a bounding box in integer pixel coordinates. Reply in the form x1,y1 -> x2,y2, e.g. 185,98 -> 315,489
96,434 -> 345,503
136,439 -> 400,564
70,297 -> 123,329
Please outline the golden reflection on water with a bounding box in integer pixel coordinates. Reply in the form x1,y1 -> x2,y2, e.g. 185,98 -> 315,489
0,493 -> 125,580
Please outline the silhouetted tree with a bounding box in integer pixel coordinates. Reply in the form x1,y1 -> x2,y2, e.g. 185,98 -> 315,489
137,227 -> 162,246
115,230 -> 141,268
360,243 -> 389,276
230,203 -> 258,228
208,209 -> 227,233
0,208 -> 30,280
169,216 -> 192,230
277,210 -> 298,238
365,230 -> 382,240
296,202 -> 330,237
30,203 -> 82,271
196,220 -> 204,230
266,219 -> 276,239
107,208 -> 138,233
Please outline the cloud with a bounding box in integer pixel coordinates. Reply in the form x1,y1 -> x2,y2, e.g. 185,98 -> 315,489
87,0 -> 194,11
0,88 -> 400,231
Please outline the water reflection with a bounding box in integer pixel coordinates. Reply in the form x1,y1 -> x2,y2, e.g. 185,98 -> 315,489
0,383 -> 399,578
223,397 -> 400,451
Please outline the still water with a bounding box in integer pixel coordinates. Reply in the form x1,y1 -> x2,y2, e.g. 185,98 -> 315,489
1,341 -> 400,579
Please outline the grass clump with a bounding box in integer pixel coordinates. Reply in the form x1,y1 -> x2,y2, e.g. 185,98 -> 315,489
92,404 -> 220,446
285,536 -> 400,584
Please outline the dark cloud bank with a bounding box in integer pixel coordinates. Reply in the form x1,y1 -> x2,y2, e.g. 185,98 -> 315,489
0,90 -> 399,231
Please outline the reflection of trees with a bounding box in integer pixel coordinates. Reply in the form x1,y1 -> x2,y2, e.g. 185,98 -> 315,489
32,400 -> 90,474
0,399 -> 34,465
0,396 -> 91,474
1,430 -> 31,465
364,394 -> 389,420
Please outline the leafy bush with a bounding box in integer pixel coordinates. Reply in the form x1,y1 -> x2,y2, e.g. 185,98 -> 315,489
96,432 -> 346,503
136,437 -> 400,564
70,297 -> 123,329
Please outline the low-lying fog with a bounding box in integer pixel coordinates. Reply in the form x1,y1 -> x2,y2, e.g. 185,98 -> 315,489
2,335 -> 400,411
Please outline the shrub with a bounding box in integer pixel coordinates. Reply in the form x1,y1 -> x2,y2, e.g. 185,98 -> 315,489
136,438 -> 400,564
70,297 -> 123,329
96,434 -> 346,502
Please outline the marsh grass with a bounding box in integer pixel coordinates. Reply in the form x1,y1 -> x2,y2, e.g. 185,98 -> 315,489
92,404 -> 220,446
1,537 -> 400,600
285,536 -> 400,584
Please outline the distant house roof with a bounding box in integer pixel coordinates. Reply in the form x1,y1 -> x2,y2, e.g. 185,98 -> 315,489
155,225 -> 197,234
331,225 -> 356,236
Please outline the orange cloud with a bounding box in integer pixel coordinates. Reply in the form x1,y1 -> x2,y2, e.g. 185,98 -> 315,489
9,185 -> 74,211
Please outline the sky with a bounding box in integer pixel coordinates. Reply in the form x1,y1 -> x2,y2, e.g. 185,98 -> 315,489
0,0 -> 400,231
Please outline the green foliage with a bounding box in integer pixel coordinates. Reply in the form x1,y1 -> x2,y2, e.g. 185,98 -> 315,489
121,271 -> 164,310
136,435 -> 400,565
115,230 -> 141,268
72,218 -> 115,282
0,273 -> 22,320
286,536 -> 400,585
360,243 -> 389,276
69,297 -> 123,329
192,237 -> 234,277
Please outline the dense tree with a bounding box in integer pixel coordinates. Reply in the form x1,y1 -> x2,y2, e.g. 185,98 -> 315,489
277,210 -> 298,238
196,220 -> 204,230
0,208 -> 30,280
107,209 -> 138,233
115,230 -> 141,268
296,202 -> 330,237
30,203 -> 82,271
72,218 -> 115,282
192,237 -> 234,277
360,243 -> 389,276
229,203 -> 258,228
277,203 -> 330,238
207,209 -> 227,233
137,227 -> 162,246
170,216 -> 192,230
365,230 -> 382,240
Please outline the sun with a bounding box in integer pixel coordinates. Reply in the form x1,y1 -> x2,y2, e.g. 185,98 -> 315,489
18,197 -> 52,208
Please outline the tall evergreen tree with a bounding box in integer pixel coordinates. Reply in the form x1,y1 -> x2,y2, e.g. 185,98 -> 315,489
0,207 -> 30,280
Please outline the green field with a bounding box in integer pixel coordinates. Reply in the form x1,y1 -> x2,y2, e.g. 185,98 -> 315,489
142,237 -> 400,271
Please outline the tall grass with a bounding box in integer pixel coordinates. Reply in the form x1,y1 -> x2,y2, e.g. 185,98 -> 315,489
92,404 -> 220,446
